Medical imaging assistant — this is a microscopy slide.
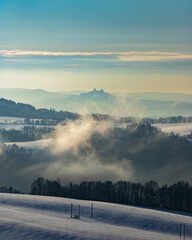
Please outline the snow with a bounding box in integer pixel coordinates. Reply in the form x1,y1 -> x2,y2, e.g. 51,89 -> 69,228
153,123 -> 192,136
5,138 -> 53,150
0,124 -> 30,130
0,116 -> 54,130
0,116 -> 26,130
0,117 -> 43,123
0,117 -> 25,123
4,122 -> 192,151
0,193 -> 191,240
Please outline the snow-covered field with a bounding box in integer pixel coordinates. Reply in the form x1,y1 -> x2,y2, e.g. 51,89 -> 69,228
0,117 -> 25,123
5,138 -> 53,150
0,117 -> 25,130
0,123 -> 32,130
0,124 -> 55,131
0,193 -> 191,240
153,123 -> 192,136
4,122 -> 192,150
0,116 -> 54,130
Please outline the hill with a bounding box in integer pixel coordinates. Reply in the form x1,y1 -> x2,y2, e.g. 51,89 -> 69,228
114,92 -> 192,102
0,193 -> 191,240
0,98 -> 79,120
1,88 -> 192,117
2,122 -> 192,191
36,89 -> 192,117
0,88 -> 78,105
41,88 -> 117,114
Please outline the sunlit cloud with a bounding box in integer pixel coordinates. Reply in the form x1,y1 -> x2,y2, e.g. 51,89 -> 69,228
63,63 -> 88,67
118,54 -> 192,62
1,49 -> 192,62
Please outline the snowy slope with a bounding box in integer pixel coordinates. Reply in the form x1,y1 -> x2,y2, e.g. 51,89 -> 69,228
153,123 -> 192,136
5,138 -> 53,150
0,194 -> 192,240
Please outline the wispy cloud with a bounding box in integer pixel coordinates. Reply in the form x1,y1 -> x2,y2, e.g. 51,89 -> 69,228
0,50 -> 119,57
1,49 -> 192,62
118,54 -> 192,62
63,63 -> 88,67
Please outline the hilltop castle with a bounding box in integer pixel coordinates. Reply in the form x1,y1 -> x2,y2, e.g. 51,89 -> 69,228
93,88 -> 104,93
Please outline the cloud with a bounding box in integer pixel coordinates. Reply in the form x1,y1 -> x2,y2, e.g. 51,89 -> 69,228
1,118 -> 191,192
1,49 -> 192,62
52,118 -> 111,154
0,118 -> 135,192
45,118 -> 135,183
118,54 -> 192,62
63,64 -> 87,67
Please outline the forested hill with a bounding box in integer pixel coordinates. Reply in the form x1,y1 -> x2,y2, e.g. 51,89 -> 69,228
0,98 -> 79,120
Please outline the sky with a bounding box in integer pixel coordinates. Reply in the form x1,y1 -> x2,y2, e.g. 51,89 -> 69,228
0,0 -> 192,93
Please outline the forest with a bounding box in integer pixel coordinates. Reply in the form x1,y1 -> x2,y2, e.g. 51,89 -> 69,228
0,98 -> 78,120
0,126 -> 54,142
0,122 -> 191,194
30,178 -> 192,213
1,97 -> 192,124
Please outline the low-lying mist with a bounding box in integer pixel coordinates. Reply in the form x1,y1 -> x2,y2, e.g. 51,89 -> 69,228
0,118 -> 134,192
44,118 -> 135,183
0,118 -> 192,192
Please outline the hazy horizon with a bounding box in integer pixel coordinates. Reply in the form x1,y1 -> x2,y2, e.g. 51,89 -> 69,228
1,87 -> 192,95
0,0 -> 192,93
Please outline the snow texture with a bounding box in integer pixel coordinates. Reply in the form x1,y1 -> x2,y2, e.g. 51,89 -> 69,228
0,117 -> 25,123
153,123 -> 192,136
5,138 -> 53,150
0,193 -> 191,240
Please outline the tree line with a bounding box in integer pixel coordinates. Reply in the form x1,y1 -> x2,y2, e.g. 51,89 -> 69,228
144,116 -> 192,124
0,122 -> 192,191
30,178 -> 192,213
0,126 -> 54,142
0,186 -> 20,194
0,98 -> 79,120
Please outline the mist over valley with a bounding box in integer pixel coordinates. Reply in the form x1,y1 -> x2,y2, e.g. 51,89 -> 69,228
0,95 -> 191,192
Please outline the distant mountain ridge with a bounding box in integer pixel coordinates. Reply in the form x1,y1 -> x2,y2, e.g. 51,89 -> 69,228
114,92 -> 192,102
37,89 -> 192,117
0,88 -> 192,117
0,88 -> 73,105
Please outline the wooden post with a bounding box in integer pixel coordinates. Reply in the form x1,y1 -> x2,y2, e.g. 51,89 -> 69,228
180,224 -> 181,239
78,205 -> 80,219
91,203 -> 93,218
71,203 -> 73,218
184,224 -> 185,240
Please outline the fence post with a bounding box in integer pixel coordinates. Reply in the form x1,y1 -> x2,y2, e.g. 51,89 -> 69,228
91,203 -> 93,218
180,224 -> 181,239
71,203 -> 73,218
79,205 -> 80,219
184,224 -> 185,240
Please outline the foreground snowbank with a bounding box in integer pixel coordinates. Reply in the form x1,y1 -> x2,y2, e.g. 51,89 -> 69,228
0,193 -> 191,240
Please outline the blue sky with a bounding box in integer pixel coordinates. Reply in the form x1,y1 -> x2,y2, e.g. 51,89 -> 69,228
0,0 -> 192,92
